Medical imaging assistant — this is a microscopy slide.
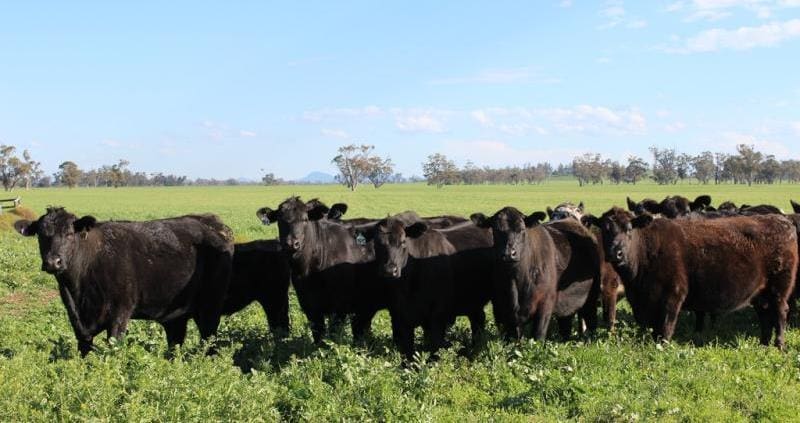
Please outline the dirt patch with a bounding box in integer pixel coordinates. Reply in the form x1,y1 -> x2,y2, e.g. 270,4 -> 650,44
0,289 -> 59,317
0,206 -> 38,232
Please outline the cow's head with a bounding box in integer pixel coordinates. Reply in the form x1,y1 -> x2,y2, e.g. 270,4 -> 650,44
256,197 -> 331,255
366,216 -> 428,278
627,197 -> 660,216
471,207 -> 545,263
583,207 -> 652,269
15,207 -> 97,275
689,195 -> 712,212
546,201 -> 584,221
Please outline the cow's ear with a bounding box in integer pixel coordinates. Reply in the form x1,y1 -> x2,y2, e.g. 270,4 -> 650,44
14,219 -> 38,237
631,214 -> 654,229
307,203 -> 330,221
791,200 -> 800,214
705,206 -> 716,212
642,201 -> 662,215
546,207 -> 554,220
328,203 -> 348,220
405,222 -> 428,239
256,207 -> 278,225
524,211 -> 546,228
580,214 -> 600,228
73,216 -> 97,234
692,195 -> 712,211
626,197 -> 637,212
577,202 -> 585,213
470,213 -> 491,228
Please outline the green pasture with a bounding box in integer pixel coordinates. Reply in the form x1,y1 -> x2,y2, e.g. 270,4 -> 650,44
1,180 -> 800,421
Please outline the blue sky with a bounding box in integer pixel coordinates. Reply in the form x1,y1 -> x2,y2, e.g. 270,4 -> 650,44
1,1 -> 799,180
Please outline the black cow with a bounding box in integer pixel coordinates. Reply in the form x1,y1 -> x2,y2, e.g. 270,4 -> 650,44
256,197 -> 465,344
585,208 -> 797,348
365,216 -> 493,359
224,240 -> 291,338
15,207 -> 234,356
471,208 -> 601,341
627,195 -> 712,218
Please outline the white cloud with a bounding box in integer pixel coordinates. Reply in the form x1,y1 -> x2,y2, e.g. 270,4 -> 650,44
394,111 -> 446,133
719,131 -> 792,156
595,56 -> 613,64
791,121 -> 800,136
598,0 -> 647,29
669,0 -> 800,21
239,130 -> 257,137
430,67 -> 560,85
320,128 -> 350,139
670,19 -> 800,52
470,105 -> 647,136
559,0 -> 573,7
101,139 -> 122,147
302,106 -> 383,122
664,121 -> 687,132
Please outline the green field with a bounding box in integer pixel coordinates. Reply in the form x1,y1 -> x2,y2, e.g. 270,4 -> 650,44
2,180 -> 800,421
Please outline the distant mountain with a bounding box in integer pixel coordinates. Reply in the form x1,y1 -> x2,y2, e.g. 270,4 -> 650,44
297,171 -> 336,184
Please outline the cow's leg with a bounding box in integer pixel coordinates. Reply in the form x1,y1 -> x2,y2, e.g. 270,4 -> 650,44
531,299 -> 554,341
308,313 -> 326,344
262,300 -> 290,340
162,316 -> 190,350
601,273 -> 619,329
107,309 -> 132,341
773,297 -> 789,350
351,309 -> 377,343
580,270 -> 602,334
754,296 -> 773,346
57,284 -> 98,357
423,317 -> 447,359
392,318 -> 415,361
694,311 -> 706,333
657,296 -> 684,342
556,315 -> 573,340
467,309 -> 486,345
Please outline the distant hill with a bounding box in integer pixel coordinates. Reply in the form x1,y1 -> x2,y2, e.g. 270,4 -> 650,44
297,171 -> 336,184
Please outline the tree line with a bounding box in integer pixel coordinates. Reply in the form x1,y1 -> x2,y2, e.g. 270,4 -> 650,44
570,144 -> 800,187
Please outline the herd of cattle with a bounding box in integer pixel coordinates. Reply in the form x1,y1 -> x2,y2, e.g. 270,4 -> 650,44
12,196 -> 800,360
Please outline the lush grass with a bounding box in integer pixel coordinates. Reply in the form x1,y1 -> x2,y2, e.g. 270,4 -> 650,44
2,181 -> 800,421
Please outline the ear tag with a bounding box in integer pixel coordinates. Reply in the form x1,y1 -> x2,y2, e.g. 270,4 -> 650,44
355,233 -> 366,246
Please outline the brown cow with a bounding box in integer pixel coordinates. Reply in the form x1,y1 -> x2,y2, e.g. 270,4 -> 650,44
547,202 -> 623,329
585,208 -> 797,348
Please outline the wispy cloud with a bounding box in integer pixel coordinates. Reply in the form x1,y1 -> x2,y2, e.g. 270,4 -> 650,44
200,121 -> 259,140
302,106 -> 383,122
320,128 -> 351,139
393,109 -> 447,133
558,0 -> 573,7
429,67 -> 561,85
239,130 -> 257,137
598,0 -> 648,29
718,131 -> 793,156
667,0 -> 800,22
471,105 -> 647,136
666,19 -> 800,52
